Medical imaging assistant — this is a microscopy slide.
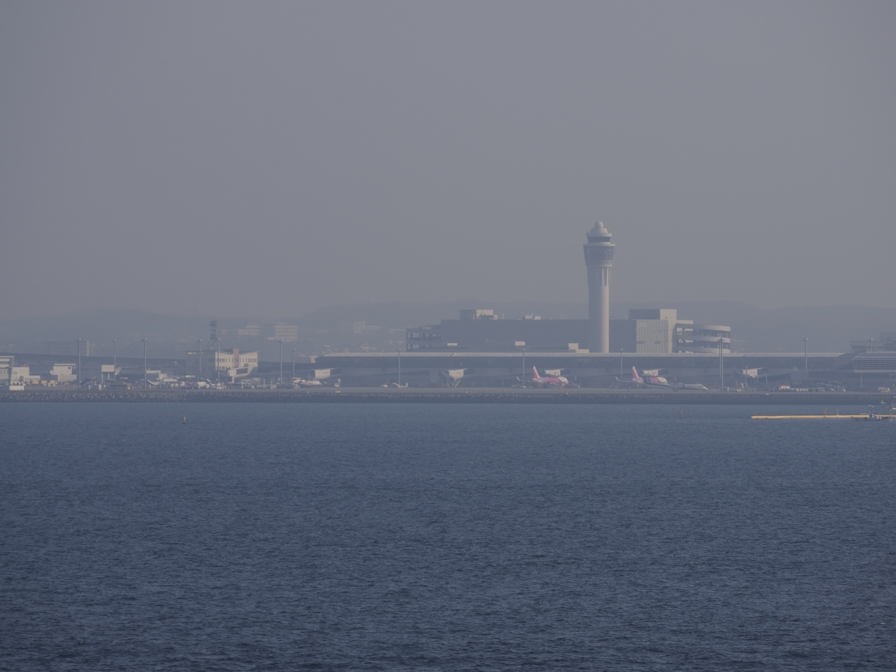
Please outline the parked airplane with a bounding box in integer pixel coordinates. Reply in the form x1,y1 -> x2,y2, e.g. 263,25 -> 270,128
530,366 -> 569,387
629,366 -> 671,388
614,367 -> 641,388
625,366 -> 708,390
673,382 -> 709,391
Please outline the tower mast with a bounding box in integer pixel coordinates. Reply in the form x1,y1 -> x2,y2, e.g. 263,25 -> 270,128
583,221 -> 615,353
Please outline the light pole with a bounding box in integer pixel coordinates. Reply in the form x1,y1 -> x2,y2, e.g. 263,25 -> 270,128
197,339 -> 202,378
522,348 -> 526,382
803,337 -> 808,373
112,338 -> 116,378
620,348 -> 623,377
278,339 -> 283,386
77,338 -> 82,389
292,347 -> 296,380
142,337 -> 147,389
397,348 -> 401,387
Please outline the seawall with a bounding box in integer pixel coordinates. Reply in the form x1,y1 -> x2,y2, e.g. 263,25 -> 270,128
1,388 -> 894,405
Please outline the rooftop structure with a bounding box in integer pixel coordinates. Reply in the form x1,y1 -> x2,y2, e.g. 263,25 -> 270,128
407,313 -> 588,352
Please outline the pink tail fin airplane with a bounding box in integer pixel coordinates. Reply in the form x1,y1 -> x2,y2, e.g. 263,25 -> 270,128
634,366 -> 670,388
531,366 -> 569,387
621,366 -> 708,390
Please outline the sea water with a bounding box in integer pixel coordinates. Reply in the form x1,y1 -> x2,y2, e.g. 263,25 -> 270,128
1,403 -> 894,670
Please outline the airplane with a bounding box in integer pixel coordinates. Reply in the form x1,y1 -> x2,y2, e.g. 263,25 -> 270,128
624,366 -> 708,390
631,366 -> 671,388
530,366 -> 569,387
673,382 -> 709,391
614,366 -> 642,388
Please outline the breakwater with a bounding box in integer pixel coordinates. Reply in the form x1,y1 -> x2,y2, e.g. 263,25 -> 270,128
2,388 -> 894,405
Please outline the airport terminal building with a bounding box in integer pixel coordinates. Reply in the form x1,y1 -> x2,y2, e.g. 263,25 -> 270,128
406,223 -> 731,356
406,308 -> 731,355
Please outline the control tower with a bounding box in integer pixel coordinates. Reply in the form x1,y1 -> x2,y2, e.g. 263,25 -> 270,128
583,221 -> 615,353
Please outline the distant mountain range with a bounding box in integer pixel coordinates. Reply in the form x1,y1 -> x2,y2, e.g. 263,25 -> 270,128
1,301 -> 893,356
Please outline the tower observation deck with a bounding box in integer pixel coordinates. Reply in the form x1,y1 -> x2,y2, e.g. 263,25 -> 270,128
583,221 -> 615,353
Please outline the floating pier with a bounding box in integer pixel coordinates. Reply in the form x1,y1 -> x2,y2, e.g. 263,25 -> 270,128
752,413 -> 895,420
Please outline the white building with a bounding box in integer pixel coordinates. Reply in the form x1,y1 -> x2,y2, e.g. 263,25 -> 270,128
677,324 -> 732,353
10,366 -> 40,384
0,356 -> 12,382
214,349 -> 259,382
100,364 -> 119,385
50,364 -> 77,383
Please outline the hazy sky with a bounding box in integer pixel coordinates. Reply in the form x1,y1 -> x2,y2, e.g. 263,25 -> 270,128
2,1 -> 894,319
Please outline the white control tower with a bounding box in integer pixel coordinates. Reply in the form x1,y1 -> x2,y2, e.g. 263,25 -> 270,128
583,221 -> 615,353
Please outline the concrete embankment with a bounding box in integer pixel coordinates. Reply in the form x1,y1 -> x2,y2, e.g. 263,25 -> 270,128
1,388 -> 894,405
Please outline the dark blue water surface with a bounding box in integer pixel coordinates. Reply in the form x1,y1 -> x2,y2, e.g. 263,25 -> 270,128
1,403 -> 894,670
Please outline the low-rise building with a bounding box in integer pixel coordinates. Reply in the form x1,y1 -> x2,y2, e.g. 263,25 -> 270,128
50,363 -> 77,383
0,356 -> 13,382
186,348 -> 258,381
213,349 -> 259,382
10,366 -> 32,383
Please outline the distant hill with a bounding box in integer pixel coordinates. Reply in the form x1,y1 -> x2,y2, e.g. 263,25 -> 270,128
0,310 -> 211,359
